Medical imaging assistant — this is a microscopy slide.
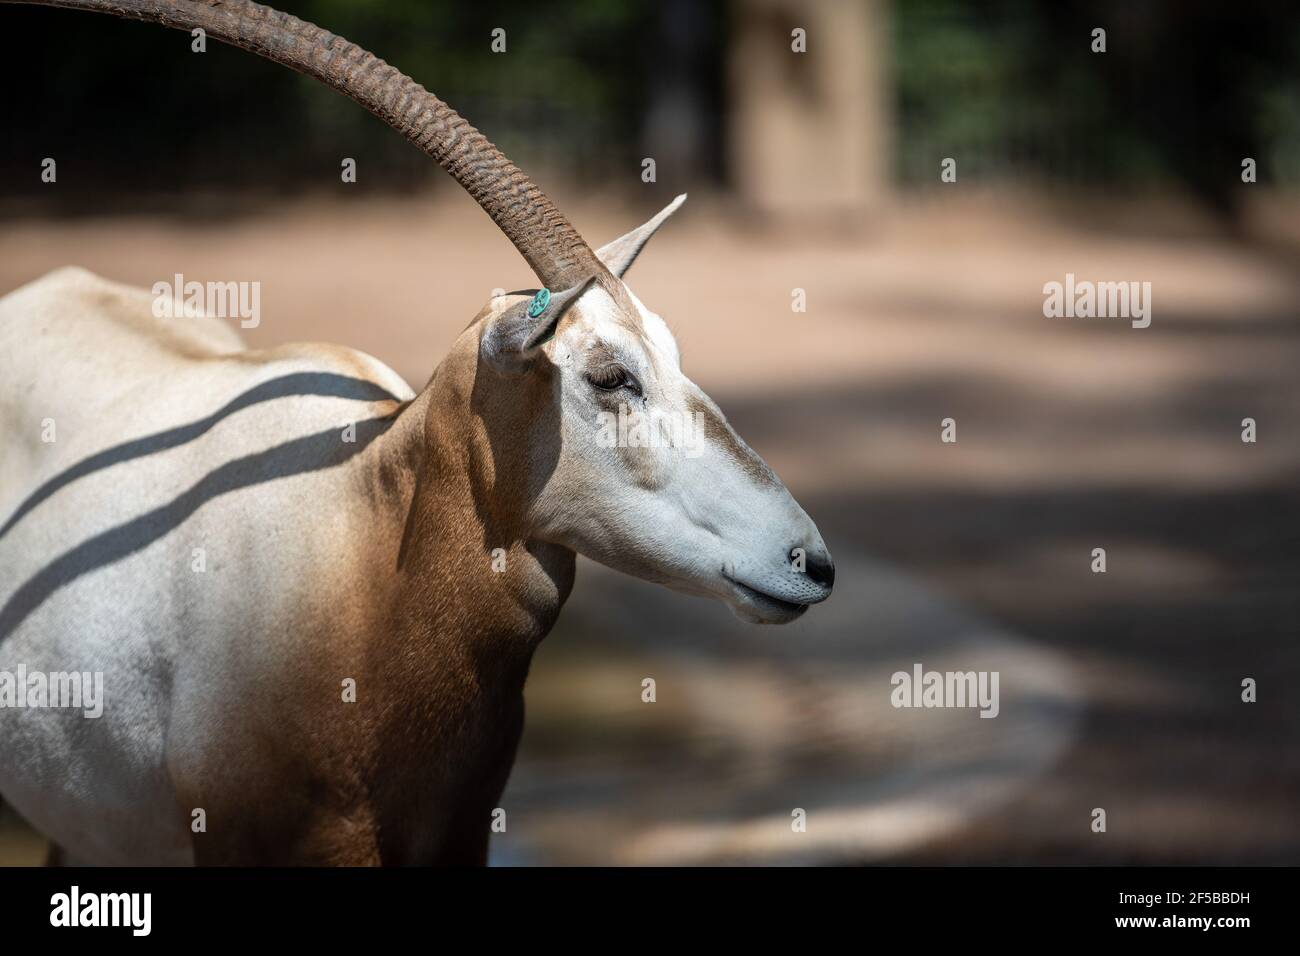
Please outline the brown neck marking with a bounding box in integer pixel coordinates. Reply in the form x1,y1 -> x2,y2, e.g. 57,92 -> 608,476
354,325 -> 574,861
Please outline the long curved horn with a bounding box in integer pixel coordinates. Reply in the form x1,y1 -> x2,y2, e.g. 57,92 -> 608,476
4,0 -> 603,288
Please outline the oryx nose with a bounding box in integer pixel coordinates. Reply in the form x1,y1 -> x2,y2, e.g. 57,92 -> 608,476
797,547 -> 835,590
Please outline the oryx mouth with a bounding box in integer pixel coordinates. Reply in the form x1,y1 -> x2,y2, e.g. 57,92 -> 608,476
724,574 -> 811,619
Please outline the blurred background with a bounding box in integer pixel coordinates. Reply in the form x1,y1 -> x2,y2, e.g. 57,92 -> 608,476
1,0 -> 1298,863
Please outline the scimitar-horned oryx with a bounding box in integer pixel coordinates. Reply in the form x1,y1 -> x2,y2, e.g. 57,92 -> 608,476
0,0 -> 835,865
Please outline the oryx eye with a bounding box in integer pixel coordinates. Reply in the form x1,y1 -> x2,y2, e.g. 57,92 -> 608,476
586,364 -> 639,394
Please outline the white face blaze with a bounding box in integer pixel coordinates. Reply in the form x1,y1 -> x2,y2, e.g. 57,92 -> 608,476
525,279 -> 834,624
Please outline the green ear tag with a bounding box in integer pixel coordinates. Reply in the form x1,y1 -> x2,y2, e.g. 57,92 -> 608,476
527,288 -> 551,318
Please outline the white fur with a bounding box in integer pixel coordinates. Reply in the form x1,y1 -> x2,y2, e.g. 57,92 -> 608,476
534,276 -> 831,623
0,268 -> 411,863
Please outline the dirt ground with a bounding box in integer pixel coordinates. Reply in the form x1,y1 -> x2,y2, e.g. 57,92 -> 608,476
1,188 -> 1297,863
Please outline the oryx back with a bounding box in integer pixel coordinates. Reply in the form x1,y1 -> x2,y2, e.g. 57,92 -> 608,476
0,267 -> 412,864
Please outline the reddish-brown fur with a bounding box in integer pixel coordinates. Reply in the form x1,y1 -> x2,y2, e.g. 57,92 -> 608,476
174,323 -> 568,865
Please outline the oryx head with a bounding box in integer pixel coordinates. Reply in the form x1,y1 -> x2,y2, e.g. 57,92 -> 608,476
478,196 -> 834,623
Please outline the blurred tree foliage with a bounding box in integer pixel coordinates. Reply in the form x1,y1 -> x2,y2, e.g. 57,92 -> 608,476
895,0 -> 1300,213
2,0 -> 1297,217
0,0 -> 720,210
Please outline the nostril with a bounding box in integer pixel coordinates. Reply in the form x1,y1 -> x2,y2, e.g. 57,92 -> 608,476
796,548 -> 835,590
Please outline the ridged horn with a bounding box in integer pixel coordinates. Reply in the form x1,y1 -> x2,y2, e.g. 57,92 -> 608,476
4,0 -> 603,288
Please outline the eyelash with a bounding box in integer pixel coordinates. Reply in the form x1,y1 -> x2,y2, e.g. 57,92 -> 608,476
586,365 -> 640,395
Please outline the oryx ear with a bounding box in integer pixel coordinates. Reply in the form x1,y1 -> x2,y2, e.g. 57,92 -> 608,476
480,275 -> 597,373
595,194 -> 686,279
